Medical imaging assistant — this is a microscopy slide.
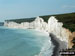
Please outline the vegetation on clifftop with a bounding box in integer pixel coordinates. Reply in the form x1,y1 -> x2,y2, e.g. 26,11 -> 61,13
40,12 -> 75,32
5,12 -> 75,32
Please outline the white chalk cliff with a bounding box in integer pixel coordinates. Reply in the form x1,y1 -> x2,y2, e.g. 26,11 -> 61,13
4,16 -> 73,48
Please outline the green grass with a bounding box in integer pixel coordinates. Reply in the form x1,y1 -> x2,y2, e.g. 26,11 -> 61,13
40,12 -> 75,32
5,12 -> 75,32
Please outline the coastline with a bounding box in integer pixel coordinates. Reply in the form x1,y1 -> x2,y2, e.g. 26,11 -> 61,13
4,16 -> 75,56
50,33 -> 67,56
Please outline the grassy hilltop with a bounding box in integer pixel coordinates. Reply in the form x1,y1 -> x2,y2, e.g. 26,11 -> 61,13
40,12 -> 75,32
6,12 -> 75,32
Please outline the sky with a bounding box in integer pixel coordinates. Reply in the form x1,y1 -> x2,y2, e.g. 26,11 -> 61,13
0,0 -> 75,22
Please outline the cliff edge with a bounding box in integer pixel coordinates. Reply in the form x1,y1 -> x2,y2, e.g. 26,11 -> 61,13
4,16 -> 75,49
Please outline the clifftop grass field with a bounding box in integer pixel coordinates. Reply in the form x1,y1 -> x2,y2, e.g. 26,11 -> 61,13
6,12 -> 75,32
41,13 -> 75,32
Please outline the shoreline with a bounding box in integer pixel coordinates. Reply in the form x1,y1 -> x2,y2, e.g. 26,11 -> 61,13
3,25 -> 69,56
50,33 -> 67,56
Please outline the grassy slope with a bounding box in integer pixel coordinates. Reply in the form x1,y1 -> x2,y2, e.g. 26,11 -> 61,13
40,13 -> 75,32
6,12 -> 75,32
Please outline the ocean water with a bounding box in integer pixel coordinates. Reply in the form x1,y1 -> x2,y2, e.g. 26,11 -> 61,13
0,26 -> 54,56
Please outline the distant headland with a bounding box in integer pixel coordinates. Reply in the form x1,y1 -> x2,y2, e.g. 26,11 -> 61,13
5,12 -> 75,32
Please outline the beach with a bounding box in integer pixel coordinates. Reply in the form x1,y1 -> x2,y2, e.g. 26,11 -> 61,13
50,33 -> 67,56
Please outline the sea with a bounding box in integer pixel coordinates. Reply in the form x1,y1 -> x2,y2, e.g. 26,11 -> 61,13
0,26 -> 54,56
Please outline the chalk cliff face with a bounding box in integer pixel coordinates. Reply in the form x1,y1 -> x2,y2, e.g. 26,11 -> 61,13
4,16 -> 74,48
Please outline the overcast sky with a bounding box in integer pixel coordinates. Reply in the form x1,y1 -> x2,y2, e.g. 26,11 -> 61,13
0,0 -> 75,22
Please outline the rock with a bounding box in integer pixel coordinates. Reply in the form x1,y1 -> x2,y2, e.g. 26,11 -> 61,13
4,16 -> 74,49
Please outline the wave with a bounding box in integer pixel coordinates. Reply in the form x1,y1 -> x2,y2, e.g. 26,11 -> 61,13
35,36 -> 55,56
0,26 -> 55,56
